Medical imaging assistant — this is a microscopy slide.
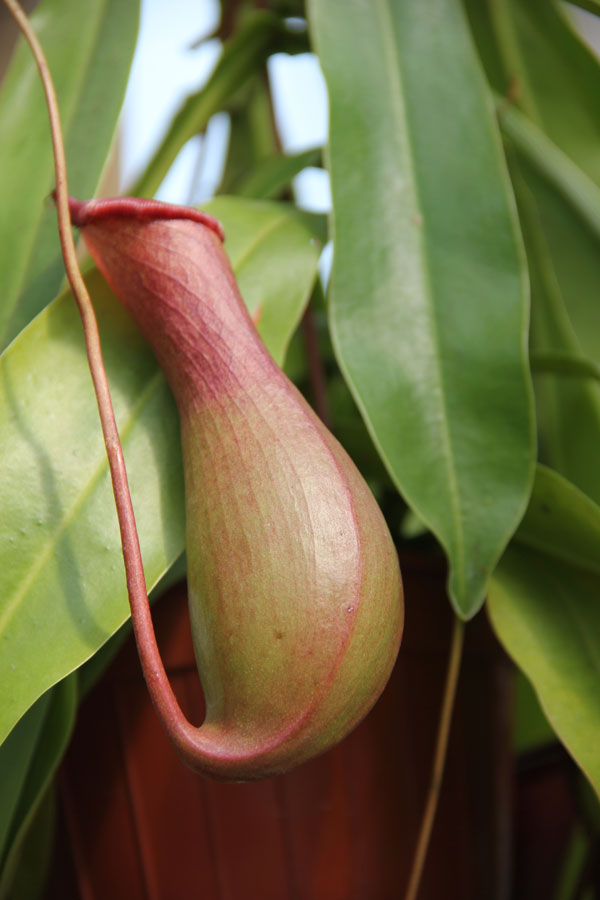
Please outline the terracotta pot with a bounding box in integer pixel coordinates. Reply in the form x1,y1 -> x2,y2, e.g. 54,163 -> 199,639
46,555 -> 513,899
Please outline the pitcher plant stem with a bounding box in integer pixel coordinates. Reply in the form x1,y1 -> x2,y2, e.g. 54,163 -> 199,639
403,615 -> 465,900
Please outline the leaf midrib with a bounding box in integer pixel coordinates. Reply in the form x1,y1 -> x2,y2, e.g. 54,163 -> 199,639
371,0 -> 465,593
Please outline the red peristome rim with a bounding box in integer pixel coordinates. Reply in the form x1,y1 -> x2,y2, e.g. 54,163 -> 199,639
66,195 -> 225,242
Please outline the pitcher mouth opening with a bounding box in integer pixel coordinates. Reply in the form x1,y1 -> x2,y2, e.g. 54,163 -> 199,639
64,194 -> 225,243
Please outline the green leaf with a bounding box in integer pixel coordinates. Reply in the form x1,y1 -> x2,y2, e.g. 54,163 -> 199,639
218,76 -> 281,195
509,159 -> 600,503
76,553 -> 187,700
497,98 -> 600,500
208,196 -> 322,365
514,672 -> 555,754
530,351 -> 600,384
0,197 -> 320,744
555,824 -> 591,900
467,0 -> 600,186
511,465 -> 600,576
489,466 -> 600,794
233,148 -> 322,200
131,12 -> 308,198
1,786 -> 56,900
0,270 -> 182,746
309,0 -> 534,616
501,117 -> 600,366
0,0 -> 139,350
567,0 -> 600,15
489,549 -> 600,794
0,696 -> 50,865
498,102 -> 600,244
525,165 -> 600,368
0,677 -> 76,897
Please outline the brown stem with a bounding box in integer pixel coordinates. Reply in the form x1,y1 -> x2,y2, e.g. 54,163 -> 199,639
301,301 -> 331,428
403,615 -> 465,900
3,0 -> 195,755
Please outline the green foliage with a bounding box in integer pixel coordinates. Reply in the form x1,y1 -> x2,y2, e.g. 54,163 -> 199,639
309,0 -> 534,617
490,471 -> 600,793
2,0 -> 600,885
510,157 -> 600,502
0,677 -> 76,899
130,11 -> 308,198
0,0 -> 139,350
0,269 -> 184,744
467,0 -> 600,185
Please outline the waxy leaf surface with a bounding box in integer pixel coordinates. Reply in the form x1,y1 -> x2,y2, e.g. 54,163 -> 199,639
0,198 -> 320,744
309,0 -> 534,616
0,0 -> 139,349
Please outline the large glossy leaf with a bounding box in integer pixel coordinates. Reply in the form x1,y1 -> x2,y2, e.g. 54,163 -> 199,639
0,0 -> 139,350
0,270 -> 182,746
466,0 -> 600,186
309,0 -> 534,616
0,197 -> 320,744
489,466 -> 600,794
